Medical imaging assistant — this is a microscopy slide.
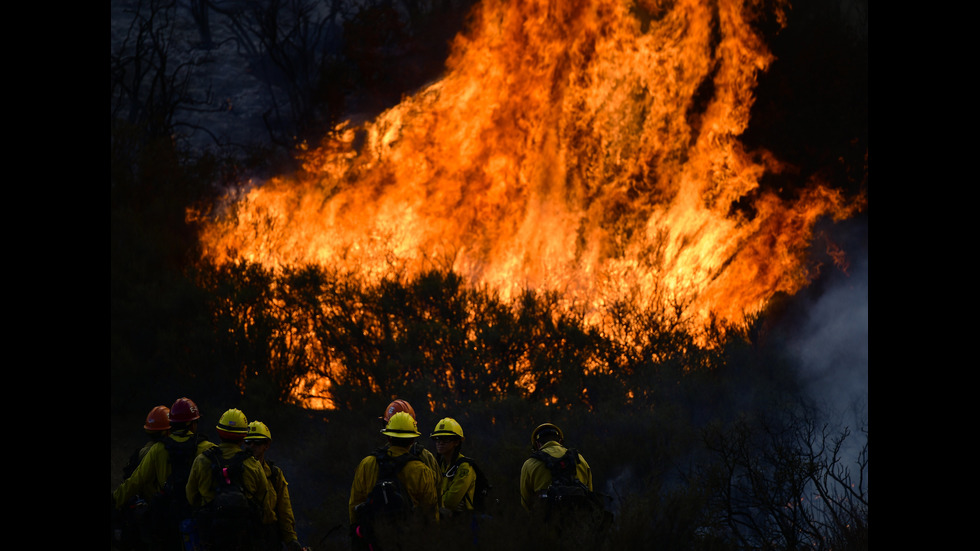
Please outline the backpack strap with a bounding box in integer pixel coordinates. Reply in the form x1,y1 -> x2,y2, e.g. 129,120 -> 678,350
447,457 -> 491,511
205,448 -> 252,489
203,447 -> 224,485
266,461 -> 285,492
122,447 -> 143,479
203,445 -> 221,464
531,448 -> 579,484
446,455 -> 477,478
374,449 -> 420,476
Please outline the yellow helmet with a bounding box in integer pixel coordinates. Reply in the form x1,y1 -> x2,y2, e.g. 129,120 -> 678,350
531,423 -> 563,448
430,417 -> 464,440
245,420 -> 272,441
216,408 -> 249,440
381,411 -> 421,438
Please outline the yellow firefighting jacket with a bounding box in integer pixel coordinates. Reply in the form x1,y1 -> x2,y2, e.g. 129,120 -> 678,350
262,459 -> 298,544
415,445 -> 441,477
113,430 -> 215,509
348,444 -> 440,524
185,442 -> 277,524
519,440 -> 593,511
439,454 -> 477,513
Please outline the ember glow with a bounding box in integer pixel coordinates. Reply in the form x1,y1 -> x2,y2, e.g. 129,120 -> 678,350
197,0 -> 863,405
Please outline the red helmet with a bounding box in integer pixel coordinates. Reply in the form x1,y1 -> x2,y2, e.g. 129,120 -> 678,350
144,405 -> 172,432
382,399 -> 416,422
169,397 -> 201,423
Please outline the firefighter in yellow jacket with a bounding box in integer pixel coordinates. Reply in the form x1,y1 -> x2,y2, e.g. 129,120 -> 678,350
349,411 -> 439,549
112,397 -> 216,551
120,405 -> 172,480
186,407 -> 277,550
519,423 -> 593,512
430,417 -> 476,517
381,399 -> 440,476
245,420 -> 304,551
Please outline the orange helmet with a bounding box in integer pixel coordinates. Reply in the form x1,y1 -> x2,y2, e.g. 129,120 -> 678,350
382,399 -> 416,422
144,405 -> 171,432
169,397 -> 201,423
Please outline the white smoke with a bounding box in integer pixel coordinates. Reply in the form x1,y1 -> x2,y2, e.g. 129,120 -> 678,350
792,240 -> 867,428
784,218 -> 868,473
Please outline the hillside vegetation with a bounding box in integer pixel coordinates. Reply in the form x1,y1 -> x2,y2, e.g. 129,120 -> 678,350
111,255 -> 868,550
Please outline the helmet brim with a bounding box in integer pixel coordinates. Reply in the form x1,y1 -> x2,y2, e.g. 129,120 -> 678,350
381,428 -> 422,438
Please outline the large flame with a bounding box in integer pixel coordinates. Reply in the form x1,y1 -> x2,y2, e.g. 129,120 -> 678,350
197,0 -> 862,402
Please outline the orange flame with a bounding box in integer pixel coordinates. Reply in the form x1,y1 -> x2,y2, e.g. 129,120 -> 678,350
196,0 -> 863,406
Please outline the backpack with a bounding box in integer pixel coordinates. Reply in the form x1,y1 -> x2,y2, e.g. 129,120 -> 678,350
265,460 -> 285,494
355,450 -> 421,526
200,447 -> 257,550
122,445 -> 145,480
448,457 -> 494,514
163,436 -> 199,492
141,435 -> 204,545
152,435 -> 202,521
531,448 -> 609,522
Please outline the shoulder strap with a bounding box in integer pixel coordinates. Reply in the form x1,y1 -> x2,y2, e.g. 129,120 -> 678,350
230,450 -> 250,466
532,448 -> 578,482
203,445 -> 221,463
391,452 -> 420,470
448,456 -> 492,510
122,447 -> 143,479
451,457 -> 490,488
565,448 -> 579,465
206,448 -> 251,486
204,446 -> 224,481
373,450 -> 394,478
268,462 -> 284,488
447,455 -> 476,477
265,459 -> 279,479
374,450 -> 420,479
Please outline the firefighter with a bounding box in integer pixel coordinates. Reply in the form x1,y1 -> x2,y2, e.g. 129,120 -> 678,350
113,405 -> 173,550
244,420 -> 304,551
519,423 -> 593,512
349,411 -> 440,550
112,397 -> 216,551
121,405 -> 172,479
430,417 -> 476,518
186,408 -> 277,551
381,399 -> 440,475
